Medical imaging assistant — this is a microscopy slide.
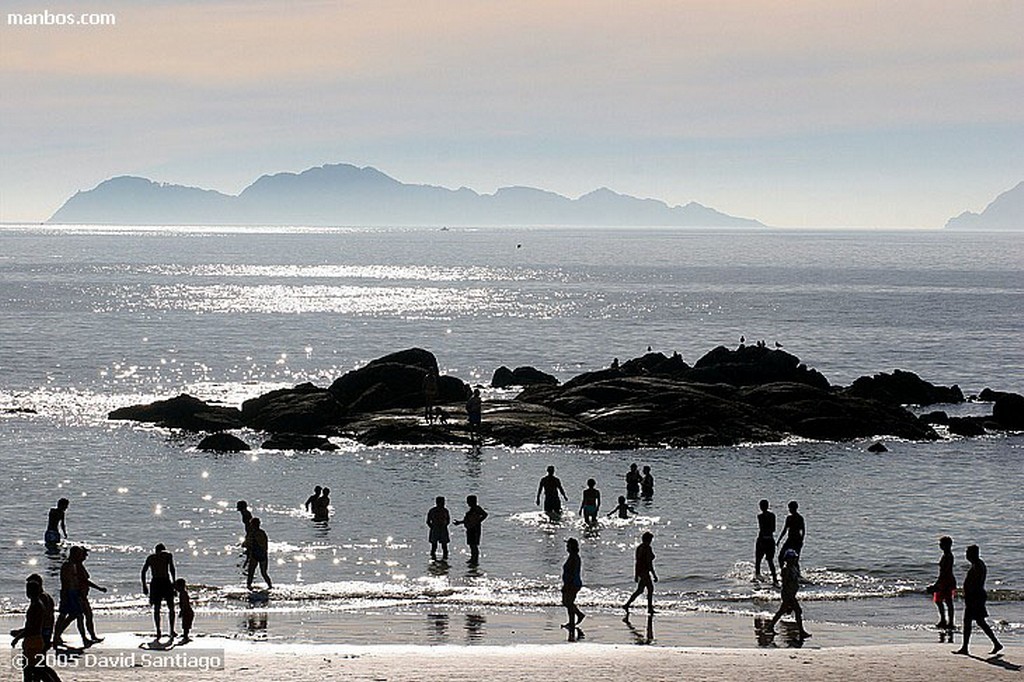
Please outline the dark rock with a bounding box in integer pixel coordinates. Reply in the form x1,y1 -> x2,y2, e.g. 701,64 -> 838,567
1,407 -> 38,414
328,348 -> 467,412
867,441 -> 888,453
846,369 -> 964,406
687,346 -> 830,389
261,433 -> 339,451
491,365 -> 559,388
197,432 -> 250,452
946,417 -> 987,437
978,387 -> 1016,402
108,394 -> 243,431
919,410 -> 950,425
241,383 -> 344,433
992,392 -> 1024,430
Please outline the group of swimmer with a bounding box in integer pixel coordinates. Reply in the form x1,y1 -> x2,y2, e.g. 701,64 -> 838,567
536,463 -> 655,527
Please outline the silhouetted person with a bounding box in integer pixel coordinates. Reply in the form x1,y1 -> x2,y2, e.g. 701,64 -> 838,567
175,579 -> 194,643
953,544 -> 1002,656
766,549 -> 810,639
561,538 -> 585,639
52,546 -> 88,649
25,575 -> 54,651
640,466 -> 654,499
423,370 -> 439,423
312,487 -> 331,522
141,543 -> 176,638
466,388 -> 482,444
536,465 -> 568,518
244,518 -> 272,590
236,500 -> 253,530
755,499 -> 778,585
77,547 -> 106,644
453,495 -> 488,562
44,498 -> 69,546
777,501 -> 805,563
11,579 -> 62,682
426,496 -> 451,561
623,531 -> 658,614
304,486 -> 322,513
607,495 -> 636,519
930,536 -> 956,630
579,479 -> 601,527
625,463 -> 641,498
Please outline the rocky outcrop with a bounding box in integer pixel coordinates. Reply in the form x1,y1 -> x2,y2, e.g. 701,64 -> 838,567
328,348 -> 468,412
687,346 -> 829,389
197,433 -> 250,452
992,392 -> 1024,430
261,433 -> 338,451
846,370 -> 963,406
108,394 -> 242,431
241,383 -> 344,433
491,365 -> 559,389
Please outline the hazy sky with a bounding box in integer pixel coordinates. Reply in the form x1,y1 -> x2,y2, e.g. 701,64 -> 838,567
2,0 -> 1022,226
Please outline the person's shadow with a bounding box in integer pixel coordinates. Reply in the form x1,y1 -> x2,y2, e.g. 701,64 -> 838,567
623,613 -> 655,645
956,652 -> 1021,672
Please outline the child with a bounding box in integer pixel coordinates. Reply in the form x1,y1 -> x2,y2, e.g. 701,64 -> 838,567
175,579 -> 194,643
607,496 -> 636,519
766,549 -> 810,639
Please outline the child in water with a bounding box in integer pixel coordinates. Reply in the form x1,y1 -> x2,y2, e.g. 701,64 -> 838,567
175,579 -> 194,643
607,496 -> 636,519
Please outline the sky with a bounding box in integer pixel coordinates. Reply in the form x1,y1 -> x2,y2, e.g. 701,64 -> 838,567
1,0 -> 1022,227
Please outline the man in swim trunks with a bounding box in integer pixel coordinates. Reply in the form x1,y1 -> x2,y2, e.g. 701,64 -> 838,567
25,574 -> 55,651
579,479 -> 601,527
426,496 -> 451,561
44,498 -> 69,546
953,544 -> 1002,656
10,578 -> 62,682
623,531 -> 658,614
245,518 -> 273,590
304,486 -> 322,513
141,543 -> 177,638
536,466 -> 568,518
52,546 -> 89,649
453,494 -> 489,563
755,499 -> 778,585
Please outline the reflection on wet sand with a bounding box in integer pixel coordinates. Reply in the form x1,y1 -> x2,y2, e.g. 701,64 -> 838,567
464,613 -> 486,643
427,613 -> 449,643
623,613 -> 655,645
243,612 -> 268,640
754,617 -> 806,648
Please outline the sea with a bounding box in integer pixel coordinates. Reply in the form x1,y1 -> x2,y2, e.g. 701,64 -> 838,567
0,224 -> 1022,645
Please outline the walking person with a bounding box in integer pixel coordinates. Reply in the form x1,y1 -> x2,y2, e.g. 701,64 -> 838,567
77,548 -> 106,644
244,519 -> 273,590
10,578 -> 63,682
929,536 -> 956,630
755,499 -> 778,585
426,496 -> 451,562
52,546 -> 89,649
953,544 -> 1003,656
141,543 -> 177,639
536,466 -> 568,519
579,479 -> 601,527
25,574 -> 55,651
453,495 -> 488,563
766,549 -> 810,640
561,538 -> 585,640
623,531 -> 658,614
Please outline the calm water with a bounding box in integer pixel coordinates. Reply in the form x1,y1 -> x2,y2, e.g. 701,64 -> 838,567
1,225 -> 1022,640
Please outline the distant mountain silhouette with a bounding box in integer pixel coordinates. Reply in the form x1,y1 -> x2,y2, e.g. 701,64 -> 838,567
48,163 -> 765,227
946,181 -> 1024,230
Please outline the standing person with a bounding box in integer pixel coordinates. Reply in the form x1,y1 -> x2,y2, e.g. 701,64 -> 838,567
140,543 -> 176,638
453,495 -> 489,562
44,498 -> 69,546
625,464 -> 642,498
312,487 -> 331,522
954,544 -> 1003,656
303,486 -> 322,514
623,531 -> 658,614
426,497 -> 451,561
423,370 -> 439,423
466,388 -> 482,444
244,519 -> 272,590
52,546 -> 88,649
640,466 -> 654,499
10,578 -> 63,682
579,479 -> 601,527
561,538 -> 585,639
766,549 -> 810,639
25,574 -> 55,651
777,500 -> 805,563
174,579 -> 194,643
929,536 -> 956,630
607,496 -> 636,520
536,466 -> 569,519
77,548 -> 106,644
755,499 -> 778,585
